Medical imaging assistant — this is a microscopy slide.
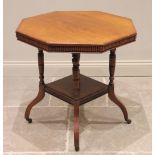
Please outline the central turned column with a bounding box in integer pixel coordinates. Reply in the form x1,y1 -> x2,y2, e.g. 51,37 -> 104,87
72,53 -> 80,89
72,53 -> 80,151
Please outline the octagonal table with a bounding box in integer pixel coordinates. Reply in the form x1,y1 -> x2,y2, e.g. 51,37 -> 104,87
16,11 -> 137,151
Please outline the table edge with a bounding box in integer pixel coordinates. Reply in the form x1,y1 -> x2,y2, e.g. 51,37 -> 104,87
16,32 -> 137,53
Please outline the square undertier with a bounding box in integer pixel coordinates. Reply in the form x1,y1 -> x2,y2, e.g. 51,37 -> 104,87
45,74 -> 108,105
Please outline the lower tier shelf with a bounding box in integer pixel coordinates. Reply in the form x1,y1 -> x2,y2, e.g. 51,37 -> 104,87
45,74 -> 108,105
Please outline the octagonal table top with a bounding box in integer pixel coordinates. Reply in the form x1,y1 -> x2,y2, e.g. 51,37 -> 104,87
16,11 -> 137,53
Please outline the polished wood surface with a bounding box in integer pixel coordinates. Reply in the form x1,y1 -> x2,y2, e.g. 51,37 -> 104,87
72,53 -> 80,89
25,49 -> 45,123
16,11 -> 136,152
23,49 -> 132,151
108,49 -> 131,124
74,102 -> 80,151
16,11 -> 137,52
72,53 -> 80,151
45,74 -> 108,105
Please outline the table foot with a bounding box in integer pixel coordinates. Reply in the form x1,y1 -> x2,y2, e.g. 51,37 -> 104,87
25,86 -> 45,123
74,102 -> 80,151
126,119 -> 132,124
75,146 -> 79,151
108,86 -> 131,124
26,118 -> 32,123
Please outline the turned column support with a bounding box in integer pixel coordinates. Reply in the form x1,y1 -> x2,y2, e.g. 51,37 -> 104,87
109,48 -> 116,87
38,49 -> 45,86
72,53 -> 80,89
72,53 -> 80,151
25,49 -> 45,123
108,48 -> 131,124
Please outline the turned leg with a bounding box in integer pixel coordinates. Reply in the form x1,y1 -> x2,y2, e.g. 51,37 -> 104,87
74,102 -> 80,151
25,49 -> 45,123
108,49 -> 131,124
72,53 -> 80,151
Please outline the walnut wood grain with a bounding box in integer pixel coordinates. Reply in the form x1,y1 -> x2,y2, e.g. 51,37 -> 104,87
18,11 -> 136,151
45,74 -> 108,105
16,11 -> 137,53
